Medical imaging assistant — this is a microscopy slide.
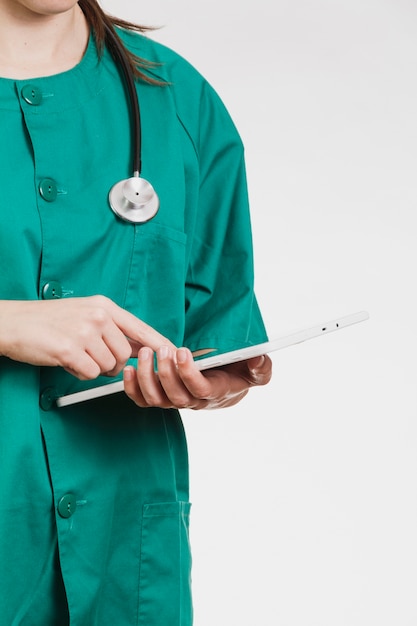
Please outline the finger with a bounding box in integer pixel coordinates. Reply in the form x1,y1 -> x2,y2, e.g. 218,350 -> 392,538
123,365 -> 148,407
62,352 -> 101,380
127,339 -> 143,357
174,348 -> 214,400
156,346 -> 195,408
136,347 -> 169,406
84,339 -> 118,375
245,354 -> 272,385
104,299 -> 176,352
100,326 -> 133,375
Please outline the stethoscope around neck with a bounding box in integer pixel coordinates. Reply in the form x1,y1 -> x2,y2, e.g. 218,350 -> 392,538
105,26 -> 160,224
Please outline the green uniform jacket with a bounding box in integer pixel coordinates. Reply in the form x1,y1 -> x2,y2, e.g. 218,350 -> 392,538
0,30 -> 267,626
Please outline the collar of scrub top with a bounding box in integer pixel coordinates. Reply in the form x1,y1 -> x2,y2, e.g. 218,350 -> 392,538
105,25 -> 160,223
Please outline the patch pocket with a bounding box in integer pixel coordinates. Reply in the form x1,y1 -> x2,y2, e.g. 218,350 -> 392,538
124,223 -> 188,343
138,501 -> 192,626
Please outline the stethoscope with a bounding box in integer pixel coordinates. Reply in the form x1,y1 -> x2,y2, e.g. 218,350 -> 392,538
105,26 -> 160,224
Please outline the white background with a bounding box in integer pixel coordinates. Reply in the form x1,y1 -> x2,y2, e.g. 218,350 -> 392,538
104,1 -> 417,624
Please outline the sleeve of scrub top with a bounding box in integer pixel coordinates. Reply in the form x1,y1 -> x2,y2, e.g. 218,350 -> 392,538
183,80 -> 268,356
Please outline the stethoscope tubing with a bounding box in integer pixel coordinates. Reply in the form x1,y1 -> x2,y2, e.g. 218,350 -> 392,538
105,25 -> 160,223
104,24 -> 142,176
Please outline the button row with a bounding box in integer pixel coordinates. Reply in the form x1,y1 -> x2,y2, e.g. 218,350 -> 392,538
21,89 -> 61,206
21,88 -> 60,207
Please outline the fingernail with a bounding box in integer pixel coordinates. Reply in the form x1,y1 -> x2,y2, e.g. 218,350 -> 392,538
123,366 -> 134,381
138,347 -> 151,361
249,355 -> 265,371
177,348 -> 189,364
158,346 -> 169,360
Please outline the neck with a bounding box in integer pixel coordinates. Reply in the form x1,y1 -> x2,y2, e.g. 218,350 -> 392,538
0,4 -> 90,79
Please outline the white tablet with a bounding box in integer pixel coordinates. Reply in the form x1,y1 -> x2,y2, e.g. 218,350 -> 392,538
56,310 -> 369,407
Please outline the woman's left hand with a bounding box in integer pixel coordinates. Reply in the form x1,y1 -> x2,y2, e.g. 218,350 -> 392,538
123,346 -> 272,410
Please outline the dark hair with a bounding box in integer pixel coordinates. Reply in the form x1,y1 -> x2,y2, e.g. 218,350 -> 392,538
78,0 -> 161,83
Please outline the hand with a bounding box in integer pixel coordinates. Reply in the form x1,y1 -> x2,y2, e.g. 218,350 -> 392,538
123,346 -> 272,410
0,296 -> 174,380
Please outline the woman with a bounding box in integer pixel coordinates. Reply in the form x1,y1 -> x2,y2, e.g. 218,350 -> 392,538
0,1 -> 272,624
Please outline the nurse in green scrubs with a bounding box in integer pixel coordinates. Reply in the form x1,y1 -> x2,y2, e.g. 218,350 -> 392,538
0,1 -> 272,624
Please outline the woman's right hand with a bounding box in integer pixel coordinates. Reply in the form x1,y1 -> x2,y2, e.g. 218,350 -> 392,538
0,296 -> 174,380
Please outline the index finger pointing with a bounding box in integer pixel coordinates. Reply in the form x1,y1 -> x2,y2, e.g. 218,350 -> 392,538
109,303 -> 176,352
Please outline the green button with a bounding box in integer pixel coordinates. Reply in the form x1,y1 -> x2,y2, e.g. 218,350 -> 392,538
39,178 -> 58,202
21,84 -> 43,105
39,387 -> 57,411
42,281 -> 62,300
57,494 -> 77,519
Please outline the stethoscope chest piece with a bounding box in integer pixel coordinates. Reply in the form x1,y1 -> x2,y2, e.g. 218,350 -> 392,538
109,175 -> 160,224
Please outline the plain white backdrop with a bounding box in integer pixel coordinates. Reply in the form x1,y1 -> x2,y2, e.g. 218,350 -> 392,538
104,1 -> 417,624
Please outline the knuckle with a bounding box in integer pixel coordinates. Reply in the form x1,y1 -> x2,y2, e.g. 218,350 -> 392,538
141,388 -> 172,408
119,343 -> 133,364
107,347 -> 132,377
133,399 -> 148,408
58,340 -> 76,367
190,400 -> 208,410
171,392 -> 193,409
104,356 -> 118,373
79,368 -> 100,381
88,307 -> 108,326
62,357 -> 100,381
76,325 -> 91,342
144,392 -> 162,407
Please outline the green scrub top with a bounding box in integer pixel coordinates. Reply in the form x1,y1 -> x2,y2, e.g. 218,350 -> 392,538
0,29 -> 267,626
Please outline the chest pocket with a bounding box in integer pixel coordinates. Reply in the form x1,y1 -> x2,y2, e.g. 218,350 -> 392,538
124,221 -> 188,346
